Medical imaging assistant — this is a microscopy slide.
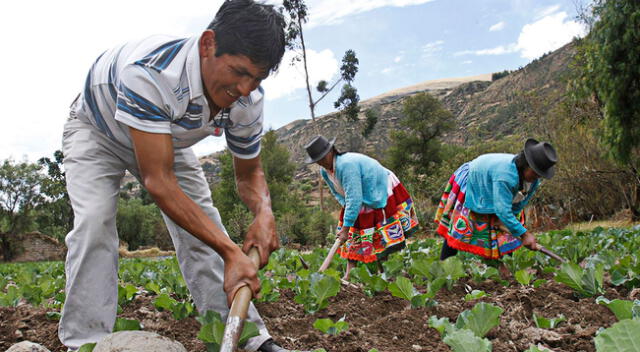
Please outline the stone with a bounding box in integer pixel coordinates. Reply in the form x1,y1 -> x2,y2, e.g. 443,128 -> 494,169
92,331 -> 187,352
6,341 -> 51,352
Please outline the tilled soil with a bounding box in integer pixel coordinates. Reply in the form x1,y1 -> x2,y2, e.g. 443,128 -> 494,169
0,277 -> 628,352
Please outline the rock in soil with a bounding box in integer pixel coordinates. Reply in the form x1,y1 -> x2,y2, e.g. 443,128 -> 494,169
93,331 -> 187,352
6,341 -> 51,352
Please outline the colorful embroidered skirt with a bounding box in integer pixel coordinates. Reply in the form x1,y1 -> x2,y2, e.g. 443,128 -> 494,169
434,163 -> 525,259
337,172 -> 419,263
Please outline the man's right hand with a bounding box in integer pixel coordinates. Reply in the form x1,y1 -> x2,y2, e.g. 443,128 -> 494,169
222,247 -> 261,307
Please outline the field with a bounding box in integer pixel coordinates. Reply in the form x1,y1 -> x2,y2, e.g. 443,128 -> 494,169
1,226 -> 640,352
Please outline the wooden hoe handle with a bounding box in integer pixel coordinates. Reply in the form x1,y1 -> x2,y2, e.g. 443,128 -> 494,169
319,237 -> 343,272
220,247 -> 261,352
538,245 -> 567,263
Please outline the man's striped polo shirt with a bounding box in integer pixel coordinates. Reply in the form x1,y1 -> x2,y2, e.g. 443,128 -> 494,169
72,35 -> 264,159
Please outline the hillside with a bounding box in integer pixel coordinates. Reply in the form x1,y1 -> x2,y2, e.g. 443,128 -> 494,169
264,41 -> 575,181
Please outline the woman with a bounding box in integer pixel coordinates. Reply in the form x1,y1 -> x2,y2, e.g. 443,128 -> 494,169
304,135 -> 419,280
434,138 -> 557,264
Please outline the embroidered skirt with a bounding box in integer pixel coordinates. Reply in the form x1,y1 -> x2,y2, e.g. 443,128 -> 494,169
434,163 -> 524,259
337,172 -> 419,263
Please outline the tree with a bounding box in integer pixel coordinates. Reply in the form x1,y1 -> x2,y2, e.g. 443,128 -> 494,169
36,150 -> 73,240
572,0 -> 640,163
571,0 -> 640,216
386,92 -> 455,181
362,108 -> 379,138
281,0 -> 360,120
0,159 -> 45,260
116,198 -> 162,250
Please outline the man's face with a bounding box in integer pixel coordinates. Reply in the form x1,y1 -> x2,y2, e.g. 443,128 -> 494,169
199,30 -> 269,109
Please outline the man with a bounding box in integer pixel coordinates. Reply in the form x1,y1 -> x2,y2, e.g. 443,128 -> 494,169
59,1 -> 299,351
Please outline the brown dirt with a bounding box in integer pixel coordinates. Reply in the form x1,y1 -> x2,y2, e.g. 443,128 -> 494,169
0,278 -> 626,352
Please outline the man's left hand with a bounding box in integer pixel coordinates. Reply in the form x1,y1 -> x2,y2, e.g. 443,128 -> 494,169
242,210 -> 279,268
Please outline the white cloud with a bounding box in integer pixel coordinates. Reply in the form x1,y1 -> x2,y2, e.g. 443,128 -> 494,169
462,60 -> 473,65
454,9 -> 585,60
301,0 -> 436,27
515,11 -> 586,59
394,55 -> 403,63
381,67 -> 395,74
261,49 -> 339,100
489,21 -> 505,32
454,44 -> 517,57
422,40 -> 445,57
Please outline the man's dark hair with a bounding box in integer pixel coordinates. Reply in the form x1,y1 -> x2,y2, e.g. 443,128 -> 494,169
208,0 -> 286,73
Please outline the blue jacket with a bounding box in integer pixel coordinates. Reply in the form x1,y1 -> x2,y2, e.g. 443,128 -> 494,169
321,153 -> 389,227
464,153 -> 540,237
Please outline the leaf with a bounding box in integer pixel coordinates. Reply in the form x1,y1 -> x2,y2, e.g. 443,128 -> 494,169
581,265 -> 605,296
313,317 -> 349,335
410,258 -> 433,280
113,317 -> 141,332
595,319 -> 640,352
533,279 -> 548,288
410,294 -> 431,308
464,290 -> 489,301
46,311 -> 61,321
78,343 -> 96,352
428,315 -> 455,337
515,269 -> 533,285
455,302 -> 503,337
154,292 -> 175,311
533,313 -> 566,329
388,277 -> 417,301
443,328 -> 492,352
554,263 -> 585,293
309,273 -> 340,305
239,322 -> 260,345
596,296 -> 636,321
313,318 -> 334,334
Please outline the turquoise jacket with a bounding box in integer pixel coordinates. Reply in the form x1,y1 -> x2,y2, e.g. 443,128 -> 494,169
320,153 -> 389,227
464,153 -> 540,237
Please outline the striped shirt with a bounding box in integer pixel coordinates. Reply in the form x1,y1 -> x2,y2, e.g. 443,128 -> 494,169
71,35 -> 264,159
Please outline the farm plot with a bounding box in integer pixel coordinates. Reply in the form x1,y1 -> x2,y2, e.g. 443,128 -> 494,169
1,226 -> 640,352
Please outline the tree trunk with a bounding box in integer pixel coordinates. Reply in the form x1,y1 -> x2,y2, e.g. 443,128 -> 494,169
0,232 -> 13,261
319,171 -> 324,211
298,17 -> 315,120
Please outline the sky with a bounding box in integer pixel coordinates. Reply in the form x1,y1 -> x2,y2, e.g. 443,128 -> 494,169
0,0 -> 588,162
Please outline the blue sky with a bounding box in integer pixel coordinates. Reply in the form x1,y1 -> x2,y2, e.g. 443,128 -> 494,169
0,0 -> 587,161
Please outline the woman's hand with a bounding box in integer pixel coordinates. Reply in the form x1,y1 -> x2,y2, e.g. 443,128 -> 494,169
521,232 -> 539,250
337,226 -> 350,243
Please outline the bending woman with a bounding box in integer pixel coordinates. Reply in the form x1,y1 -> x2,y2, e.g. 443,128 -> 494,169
434,138 -> 557,265
304,135 -> 419,280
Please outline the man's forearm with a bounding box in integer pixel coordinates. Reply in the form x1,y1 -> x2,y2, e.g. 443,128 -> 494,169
147,178 -> 240,260
233,157 -> 273,216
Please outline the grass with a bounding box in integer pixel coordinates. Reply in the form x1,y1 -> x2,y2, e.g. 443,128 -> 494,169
565,219 -> 639,232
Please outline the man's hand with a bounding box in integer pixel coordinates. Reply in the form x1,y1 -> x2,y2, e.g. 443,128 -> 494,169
521,232 -> 539,250
222,247 -> 261,307
337,226 -> 350,243
242,210 -> 279,268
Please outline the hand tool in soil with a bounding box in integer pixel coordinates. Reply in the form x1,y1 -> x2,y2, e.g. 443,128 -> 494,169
495,224 -> 566,263
537,245 -> 567,263
220,247 -> 260,352
318,237 -> 344,272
